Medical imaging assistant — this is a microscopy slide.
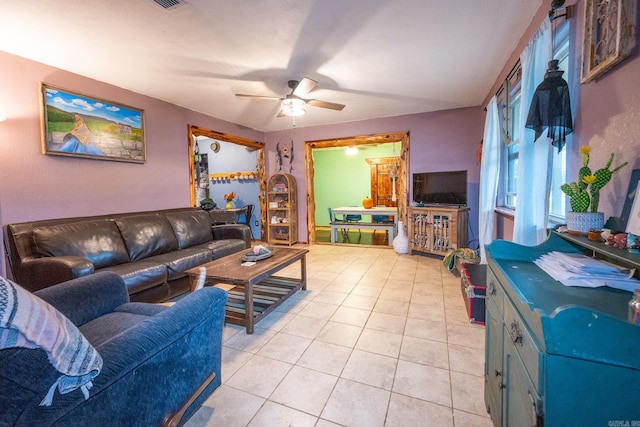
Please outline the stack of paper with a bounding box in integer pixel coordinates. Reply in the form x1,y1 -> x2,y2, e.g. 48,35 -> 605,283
535,251 -> 640,292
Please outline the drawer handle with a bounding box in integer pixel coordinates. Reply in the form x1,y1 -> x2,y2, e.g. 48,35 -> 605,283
510,321 -> 523,345
487,282 -> 497,296
494,370 -> 506,390
528,391 -> 543,426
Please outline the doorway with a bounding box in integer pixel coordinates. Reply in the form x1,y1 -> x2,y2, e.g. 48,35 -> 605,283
187,125 -> 266,240
304,131 -> 410,245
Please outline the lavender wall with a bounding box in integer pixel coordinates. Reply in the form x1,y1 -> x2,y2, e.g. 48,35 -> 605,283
264,107 -> 484,244
0,51 -> 262,276
572,0 -> 640,217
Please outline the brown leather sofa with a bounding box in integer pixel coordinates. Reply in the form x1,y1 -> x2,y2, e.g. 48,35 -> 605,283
5,208 -> 251,302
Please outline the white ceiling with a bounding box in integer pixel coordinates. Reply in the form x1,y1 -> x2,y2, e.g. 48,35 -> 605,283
0,0 -> 542,132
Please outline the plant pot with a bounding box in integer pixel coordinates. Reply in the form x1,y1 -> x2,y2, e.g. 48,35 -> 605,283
226,202 -> 233,209
566,211 -> 604,235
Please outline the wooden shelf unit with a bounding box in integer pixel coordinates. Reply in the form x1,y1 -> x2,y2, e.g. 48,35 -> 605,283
408,206 -> 469,256
266,173 -> 298,245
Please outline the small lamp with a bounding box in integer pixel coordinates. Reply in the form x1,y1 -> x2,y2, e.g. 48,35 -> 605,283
281,98 -> 306,117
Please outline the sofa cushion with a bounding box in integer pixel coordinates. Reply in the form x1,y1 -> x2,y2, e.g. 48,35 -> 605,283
145,248 -> 212,281
194,239 -> 248,260
32,220 -> 130,269
165,210 -> 213,249
115,215 -> 179,261
80,312 -> 151,348
99,261 -> 167,295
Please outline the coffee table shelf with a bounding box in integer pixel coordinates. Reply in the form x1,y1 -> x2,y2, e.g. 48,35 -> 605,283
224,276 -> 302,327
186,247 -> 308,334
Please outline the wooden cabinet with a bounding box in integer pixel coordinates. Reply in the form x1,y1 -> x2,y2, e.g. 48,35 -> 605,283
266,173 -> 297,245
366,156 -> 400,207
408,206 -> 469,256
485,232 -> 640,426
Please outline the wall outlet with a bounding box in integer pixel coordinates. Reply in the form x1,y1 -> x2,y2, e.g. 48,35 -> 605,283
254,220 -> 259,226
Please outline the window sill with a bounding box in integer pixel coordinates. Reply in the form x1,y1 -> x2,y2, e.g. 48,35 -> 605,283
495,207 -> 515,219
495,207 -> 565,228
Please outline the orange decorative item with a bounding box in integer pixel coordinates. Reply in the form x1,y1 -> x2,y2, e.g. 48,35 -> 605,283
362,196 -> 374,209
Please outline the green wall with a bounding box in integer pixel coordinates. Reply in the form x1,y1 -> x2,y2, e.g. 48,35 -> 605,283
313,144 -> 398,226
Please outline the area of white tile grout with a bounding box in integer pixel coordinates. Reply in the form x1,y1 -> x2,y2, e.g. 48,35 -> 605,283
184,244 -> 492,427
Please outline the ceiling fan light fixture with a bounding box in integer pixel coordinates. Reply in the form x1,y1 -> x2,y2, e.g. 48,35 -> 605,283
281,98 -> 306,116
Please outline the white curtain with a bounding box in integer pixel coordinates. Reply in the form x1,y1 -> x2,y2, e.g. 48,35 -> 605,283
478,96 -> 501,263
513,19 -> 553,246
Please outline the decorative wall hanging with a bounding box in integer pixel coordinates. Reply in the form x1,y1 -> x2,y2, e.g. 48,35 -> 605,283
276,136 -> 294,173
581,0 -> 637,83
40,83 -> 145,163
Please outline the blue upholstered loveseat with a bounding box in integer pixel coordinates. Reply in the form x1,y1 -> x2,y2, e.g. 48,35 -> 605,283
0,271 -> 226,426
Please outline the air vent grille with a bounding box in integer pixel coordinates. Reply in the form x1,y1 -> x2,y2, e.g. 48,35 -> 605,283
152,0 -> 184,9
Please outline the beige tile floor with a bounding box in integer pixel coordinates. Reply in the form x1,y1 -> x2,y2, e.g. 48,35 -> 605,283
184,244 -> 491,427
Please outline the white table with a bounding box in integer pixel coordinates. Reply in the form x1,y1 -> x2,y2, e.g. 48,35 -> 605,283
330,206 -> 398,246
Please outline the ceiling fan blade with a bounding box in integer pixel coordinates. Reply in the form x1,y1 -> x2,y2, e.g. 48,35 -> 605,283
235,94 -> 283,101
276,109 -> 286,118
306,99 -> 345,111
292,77 -> 318,97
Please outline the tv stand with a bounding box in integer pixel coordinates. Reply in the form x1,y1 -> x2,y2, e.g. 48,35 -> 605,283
408,206 -> 469,256
419,203 -> 465,209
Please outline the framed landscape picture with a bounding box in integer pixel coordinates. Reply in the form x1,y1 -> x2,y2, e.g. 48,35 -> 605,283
40,83 -> 146,163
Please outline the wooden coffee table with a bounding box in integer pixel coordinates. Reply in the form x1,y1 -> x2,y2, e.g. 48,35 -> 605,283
185,247 -> 308,334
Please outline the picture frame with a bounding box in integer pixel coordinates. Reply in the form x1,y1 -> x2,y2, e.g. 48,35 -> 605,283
581,0 -> 637,83
40,83 -> 146,163
626,185 -> 640,236
622,169 -> 640,232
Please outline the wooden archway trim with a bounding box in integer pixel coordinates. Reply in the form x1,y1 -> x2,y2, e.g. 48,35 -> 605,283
187,125 -> 266,239
304,131 -> 410,245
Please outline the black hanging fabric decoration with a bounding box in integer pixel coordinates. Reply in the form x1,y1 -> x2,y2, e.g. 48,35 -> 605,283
525,59 -> 573,152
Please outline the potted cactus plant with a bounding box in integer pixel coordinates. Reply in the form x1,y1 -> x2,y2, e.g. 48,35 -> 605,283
560,146 -> 627,234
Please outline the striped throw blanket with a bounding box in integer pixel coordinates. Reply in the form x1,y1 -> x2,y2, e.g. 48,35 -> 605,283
0,276 -> 102,406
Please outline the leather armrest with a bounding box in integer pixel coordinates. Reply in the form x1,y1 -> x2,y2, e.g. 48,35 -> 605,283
211,224 -> 251,248
16,256 -> 94,292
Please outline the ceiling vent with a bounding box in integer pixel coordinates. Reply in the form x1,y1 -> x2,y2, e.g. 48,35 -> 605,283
151,0 -> 185,10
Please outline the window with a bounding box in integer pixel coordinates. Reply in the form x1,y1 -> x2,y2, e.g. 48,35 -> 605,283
503,86 -> 521,209
498,20 -> 570,221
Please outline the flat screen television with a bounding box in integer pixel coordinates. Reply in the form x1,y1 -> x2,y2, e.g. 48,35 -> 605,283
413,170 -> 467,206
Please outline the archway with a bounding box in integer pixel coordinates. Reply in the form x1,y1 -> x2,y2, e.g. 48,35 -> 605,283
187,125 -> 266,239
304,131 -> 410,245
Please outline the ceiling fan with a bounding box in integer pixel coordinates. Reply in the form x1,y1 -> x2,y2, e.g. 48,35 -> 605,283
235,77 -> 345,118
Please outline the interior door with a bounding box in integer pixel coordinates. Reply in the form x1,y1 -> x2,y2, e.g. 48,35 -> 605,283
366,157 -> 400,207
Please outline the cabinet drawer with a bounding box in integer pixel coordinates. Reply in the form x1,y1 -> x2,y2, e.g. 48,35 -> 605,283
486,268 -> 503,313
503,297 -> 543,393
